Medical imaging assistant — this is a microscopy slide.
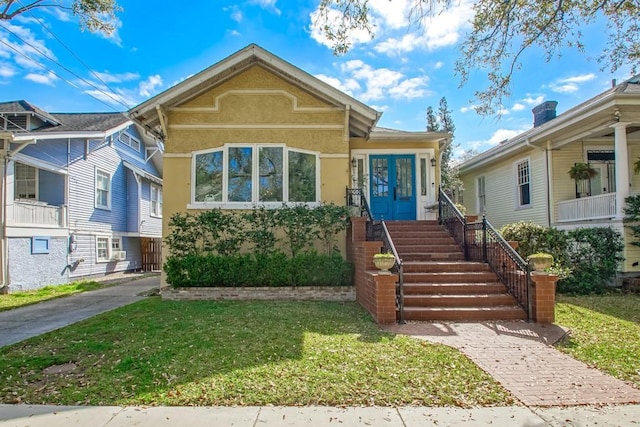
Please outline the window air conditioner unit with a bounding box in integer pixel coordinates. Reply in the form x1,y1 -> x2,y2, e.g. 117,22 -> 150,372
112,251 -> 126,261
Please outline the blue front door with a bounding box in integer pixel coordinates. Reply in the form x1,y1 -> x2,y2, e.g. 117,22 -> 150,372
370,155 -> 416,220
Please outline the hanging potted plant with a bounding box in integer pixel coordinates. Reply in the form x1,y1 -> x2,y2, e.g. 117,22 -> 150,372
568,162 -> 598,181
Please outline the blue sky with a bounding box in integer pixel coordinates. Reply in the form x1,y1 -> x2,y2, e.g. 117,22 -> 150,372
0,0 -> 631,157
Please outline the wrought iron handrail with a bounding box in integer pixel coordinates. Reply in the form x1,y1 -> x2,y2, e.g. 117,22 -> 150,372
346,187 -> 405,323
438,188 -> 532,320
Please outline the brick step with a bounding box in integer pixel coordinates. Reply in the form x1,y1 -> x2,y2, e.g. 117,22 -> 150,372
401,253 -> 465,262
395,244 -> 461,254
403,271 -> 498,283
403,282 -> 507,295
390,237 -> 456,246
388,230 -> 452,237
401,306 -> 527,321
385,223 -> 444,232
403,293 -> 517,307
402,261 -> 491,273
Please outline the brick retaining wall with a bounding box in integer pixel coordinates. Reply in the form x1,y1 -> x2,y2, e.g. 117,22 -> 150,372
161,286 -> 356,301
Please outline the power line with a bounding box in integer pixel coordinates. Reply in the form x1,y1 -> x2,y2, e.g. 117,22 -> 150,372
15,0 -> 125,101
0,36 -> 124,112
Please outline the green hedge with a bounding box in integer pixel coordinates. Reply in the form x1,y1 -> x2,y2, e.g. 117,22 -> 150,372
500,221 -> 624,294
165,252 -> 352,287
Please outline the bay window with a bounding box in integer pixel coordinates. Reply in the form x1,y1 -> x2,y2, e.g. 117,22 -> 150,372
193,144 -> 318,206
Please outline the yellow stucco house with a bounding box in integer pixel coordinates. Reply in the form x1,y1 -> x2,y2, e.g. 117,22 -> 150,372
458,76 -> 640,274
129,44 -> 449,283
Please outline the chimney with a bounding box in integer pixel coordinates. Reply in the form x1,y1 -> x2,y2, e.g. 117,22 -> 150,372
532,101 -> 558,127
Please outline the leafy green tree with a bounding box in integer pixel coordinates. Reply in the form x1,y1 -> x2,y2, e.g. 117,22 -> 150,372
0,0 -> 121,34
316,0 -> 640,114
426,97 -> 456,192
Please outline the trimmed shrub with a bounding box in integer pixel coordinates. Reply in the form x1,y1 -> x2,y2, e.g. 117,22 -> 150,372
500,221 -> 624,294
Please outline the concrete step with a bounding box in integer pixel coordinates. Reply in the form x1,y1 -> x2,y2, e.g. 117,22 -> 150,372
402,306 -> 527,321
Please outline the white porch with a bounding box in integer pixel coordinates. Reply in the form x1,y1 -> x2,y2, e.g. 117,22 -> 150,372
556,193 -> 616,223
6,200 -> 67,228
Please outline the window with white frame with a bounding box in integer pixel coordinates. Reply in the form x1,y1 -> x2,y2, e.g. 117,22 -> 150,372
118,132 -> 140,151
193,144 -> 318,205
477,176 -> 486,213
95,169 -> 111,209
516,160 -> 531,207
151,184 -> 162,217
96,237 -> 109,262
111,237 -> 121,251
14,162 -> 37,200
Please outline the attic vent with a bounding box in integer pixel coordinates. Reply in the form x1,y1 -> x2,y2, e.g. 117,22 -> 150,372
5,115 -> 27,131
118,132 -> 140,151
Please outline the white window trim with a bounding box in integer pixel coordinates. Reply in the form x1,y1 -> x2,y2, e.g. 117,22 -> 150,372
477,176 -> 486,214
96,236 -> 110,262
118,131 -> 141,152
150,184 -> 162,218
514,157 -> 532,209
14,162 -> 38,200
189,143 -> 320,209
95,169 -> 111,210
96,236 -> 122,263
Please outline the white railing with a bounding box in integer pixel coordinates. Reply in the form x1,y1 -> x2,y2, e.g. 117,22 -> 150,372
7,201 -> 67,227
556,193 -> 616,222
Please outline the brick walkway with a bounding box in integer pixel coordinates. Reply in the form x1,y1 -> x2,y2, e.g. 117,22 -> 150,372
383,321 -> 640,406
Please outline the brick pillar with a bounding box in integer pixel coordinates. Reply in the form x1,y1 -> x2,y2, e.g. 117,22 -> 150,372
350,217 -> 367,242
372,273 -> 398,324
530,273 -> 558,323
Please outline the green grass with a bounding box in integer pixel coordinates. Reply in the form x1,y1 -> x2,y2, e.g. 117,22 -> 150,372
555,293 -> 640,388
0,299 -> 514,407
0,281 -> 104,312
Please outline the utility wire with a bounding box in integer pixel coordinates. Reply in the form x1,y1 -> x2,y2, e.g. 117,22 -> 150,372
0,23 -> 132,110
0,36 -> 124,112
15,0 -> 124,101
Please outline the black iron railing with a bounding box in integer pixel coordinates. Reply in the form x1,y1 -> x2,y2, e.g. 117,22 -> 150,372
438,188 -> 532,319
346,187 -> 405,323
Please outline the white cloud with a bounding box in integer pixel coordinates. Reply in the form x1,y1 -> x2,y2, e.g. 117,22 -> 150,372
512,103 -> 525,111
84,88 -> 137,108
434,61 -> 444,70
94,71 -> 140,84
522,95 -> 544,106
250,0 -> 281,15
230,30 -> 241,37
315,74 -> 360,96
224,5 -> 243,22
138,74 -> 163,97
309,7 -> 374,50
558,73 -> 596,84
1,23 -> 56,70
24,72 -> 57,86
370,104 -> 388,112
550,83 -> 579,94
486,128 -> 528,146
388,77 -> 429,99
96,14 -> 123,46
460,105 -> 476,113
0,64 -> 16,78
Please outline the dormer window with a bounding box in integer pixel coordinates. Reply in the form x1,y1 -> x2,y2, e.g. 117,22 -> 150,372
2,115 -> 28,131
118,132 -> 140,151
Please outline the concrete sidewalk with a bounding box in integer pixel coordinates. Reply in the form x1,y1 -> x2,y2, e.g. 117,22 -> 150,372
0,275 -> 160,348
1,404 -> 640,426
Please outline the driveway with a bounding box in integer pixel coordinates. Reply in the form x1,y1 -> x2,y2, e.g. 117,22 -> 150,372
0,275 -> 160,348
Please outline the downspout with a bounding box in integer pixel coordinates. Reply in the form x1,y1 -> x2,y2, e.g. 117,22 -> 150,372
525,138 -> 552,227
66,138 -> 71,279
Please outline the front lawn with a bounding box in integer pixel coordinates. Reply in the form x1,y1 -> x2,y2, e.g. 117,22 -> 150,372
0,281 -> 104,312
0,299 -> 514,407
555,293 -> 640,388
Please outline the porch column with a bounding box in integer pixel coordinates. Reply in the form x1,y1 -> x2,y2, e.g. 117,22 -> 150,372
612,122 -> 631,219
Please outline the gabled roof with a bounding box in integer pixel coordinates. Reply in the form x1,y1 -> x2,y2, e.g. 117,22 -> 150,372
0,100 -> 61,126
460,75 -> 640,173
41,113 -> 130,133
129,44 -> 382,138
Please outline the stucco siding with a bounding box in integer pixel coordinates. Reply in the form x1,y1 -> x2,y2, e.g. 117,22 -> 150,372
8,237 -> 69,291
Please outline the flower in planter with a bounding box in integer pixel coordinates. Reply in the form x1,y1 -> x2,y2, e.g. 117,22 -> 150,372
373,252 -> 396,274
527,252 -> 553,272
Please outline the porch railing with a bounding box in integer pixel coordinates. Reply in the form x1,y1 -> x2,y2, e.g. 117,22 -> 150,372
7,201 -> 67,227
346,187 -> 405,323
439,188 -> 532,320
556,192 -> 616,222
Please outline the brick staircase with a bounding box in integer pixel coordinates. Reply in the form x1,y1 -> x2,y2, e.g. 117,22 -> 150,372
386,221 -> 527,321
